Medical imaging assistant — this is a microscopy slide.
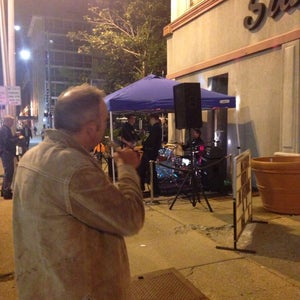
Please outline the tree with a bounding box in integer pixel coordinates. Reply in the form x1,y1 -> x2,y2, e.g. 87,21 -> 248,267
68,0 -> 170,93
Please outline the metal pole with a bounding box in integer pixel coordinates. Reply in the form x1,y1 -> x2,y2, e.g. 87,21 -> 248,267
149,160 -> 154,204
0,0 -> 9,86
109,111 -> 116,184
8,0 -> 15,85
46,33 -> 52,128
8,0 -> 15,116
0,0 -> 9,119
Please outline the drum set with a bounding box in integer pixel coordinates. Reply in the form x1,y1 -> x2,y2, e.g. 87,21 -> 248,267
157,143 -> 213,211
156,144 -> 206,195
157,143 -> 205,170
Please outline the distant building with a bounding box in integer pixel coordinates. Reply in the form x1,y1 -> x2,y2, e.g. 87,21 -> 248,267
27,15 -> 98,130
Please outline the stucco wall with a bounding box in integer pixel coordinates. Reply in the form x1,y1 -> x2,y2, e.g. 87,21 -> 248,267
168,1 -> 299,74
178,46 -> 282,157
167,0 -> 300,157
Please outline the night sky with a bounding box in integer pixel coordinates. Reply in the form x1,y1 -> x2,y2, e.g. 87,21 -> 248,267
15,0 -> 97,33
0,0 -> 98,85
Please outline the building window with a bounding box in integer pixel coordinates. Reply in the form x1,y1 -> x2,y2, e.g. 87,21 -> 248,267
208,73 -> 228,94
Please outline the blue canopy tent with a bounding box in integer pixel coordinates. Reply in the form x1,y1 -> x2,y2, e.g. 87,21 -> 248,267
104,74 -> 236,182
105,74 -> 236,112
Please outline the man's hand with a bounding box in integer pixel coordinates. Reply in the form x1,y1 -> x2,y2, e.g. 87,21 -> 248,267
120,137 -> 134,149
113,148 -> 141,169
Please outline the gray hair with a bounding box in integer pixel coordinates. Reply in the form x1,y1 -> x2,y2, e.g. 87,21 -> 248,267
3,115 -> 14,127
54,84 -> 105,133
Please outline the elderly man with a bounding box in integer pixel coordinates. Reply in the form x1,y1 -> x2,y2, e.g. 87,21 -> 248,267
13,84 -> 144,299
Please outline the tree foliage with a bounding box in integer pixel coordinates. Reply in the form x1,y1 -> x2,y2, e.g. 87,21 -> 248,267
68,0 -> 170,93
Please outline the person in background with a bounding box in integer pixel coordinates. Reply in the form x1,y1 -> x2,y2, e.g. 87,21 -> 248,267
161,115 -> 168,143
138,113 -> 162,196
0,116 -> 24,199
40,124 -> 46,140
182,128 -> 205,165
33,126 -> 37,136
119,114 -> 139,148
93,142 -> 106,161
20,122 -> 32,151
93,142 -> 107,170
13,84 -> 144,299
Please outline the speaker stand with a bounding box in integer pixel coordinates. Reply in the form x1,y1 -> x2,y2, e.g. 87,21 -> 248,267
169,129 -> 213,212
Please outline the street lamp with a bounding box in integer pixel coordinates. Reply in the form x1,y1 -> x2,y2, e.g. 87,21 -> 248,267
19,49 -> 31,61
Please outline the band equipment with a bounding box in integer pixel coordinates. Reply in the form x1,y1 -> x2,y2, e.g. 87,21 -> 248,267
173,83 -> 202,129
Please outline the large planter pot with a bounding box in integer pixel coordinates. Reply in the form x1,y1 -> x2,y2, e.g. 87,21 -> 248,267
251,156 -> 300,215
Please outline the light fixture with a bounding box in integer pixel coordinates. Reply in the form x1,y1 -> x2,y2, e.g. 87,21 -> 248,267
19,49 -> 31,60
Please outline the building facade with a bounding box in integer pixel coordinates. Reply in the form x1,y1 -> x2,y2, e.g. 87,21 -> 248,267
28,16 -> 96,131
164,0 -> 300,157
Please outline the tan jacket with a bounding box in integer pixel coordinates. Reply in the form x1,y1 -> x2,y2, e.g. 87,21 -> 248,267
13,129 -> 144,300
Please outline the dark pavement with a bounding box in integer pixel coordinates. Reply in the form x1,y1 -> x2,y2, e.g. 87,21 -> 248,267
1,136 -> 299,299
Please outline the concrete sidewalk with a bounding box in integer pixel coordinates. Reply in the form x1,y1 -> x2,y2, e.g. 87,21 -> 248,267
1,194 -> 299,299
126,196 -> 300,299
1,136 -> 299,298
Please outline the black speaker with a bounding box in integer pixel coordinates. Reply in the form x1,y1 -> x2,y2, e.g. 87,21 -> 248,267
173,83 -> 202,129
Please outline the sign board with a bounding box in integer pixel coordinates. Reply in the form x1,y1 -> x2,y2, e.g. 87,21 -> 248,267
0,86 -> 21,106
7,86 -> 21,105
216,149 -> 265,253
232,149 -> 252,242
216,149 -> 255,253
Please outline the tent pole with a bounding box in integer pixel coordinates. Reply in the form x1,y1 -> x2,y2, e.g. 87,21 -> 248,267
109,111 -> 116,184
161,113 -> 164,143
